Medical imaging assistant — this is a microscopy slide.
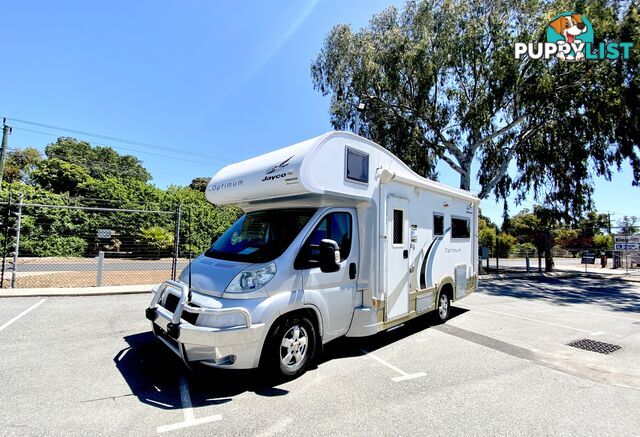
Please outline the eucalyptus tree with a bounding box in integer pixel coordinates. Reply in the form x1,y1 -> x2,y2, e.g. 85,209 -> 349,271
312,0 -> 639,219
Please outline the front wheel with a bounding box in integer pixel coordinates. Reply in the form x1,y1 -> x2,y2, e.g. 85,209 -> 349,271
437,292 -> 451,322
265,315 -> 317,378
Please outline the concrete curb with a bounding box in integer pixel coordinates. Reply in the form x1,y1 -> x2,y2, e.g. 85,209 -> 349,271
0,284 -> 154,298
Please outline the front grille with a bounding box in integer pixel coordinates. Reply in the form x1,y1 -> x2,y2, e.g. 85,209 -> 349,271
160,293 -> 199,325
566,339 -> 621,355
161,293 -> 180,313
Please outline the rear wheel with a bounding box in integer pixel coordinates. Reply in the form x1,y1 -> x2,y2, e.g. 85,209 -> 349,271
265,315 -> 317,378
437,291 -> 451,322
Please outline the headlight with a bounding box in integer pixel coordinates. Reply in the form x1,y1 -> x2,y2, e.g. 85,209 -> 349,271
225,262 -> 277,292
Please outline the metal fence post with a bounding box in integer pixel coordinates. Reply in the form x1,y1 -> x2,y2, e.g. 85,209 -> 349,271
97,251 -> 104,287
171,204 -> 181,281
525,253 -> 530,273
10,193 -> 23,289
1,194 -> 11,287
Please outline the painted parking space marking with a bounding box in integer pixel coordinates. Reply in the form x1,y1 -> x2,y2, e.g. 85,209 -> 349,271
0,299 -> 46,333
460,304 -> 600,335
361,348 -> 426,382
156,374 -> 221,434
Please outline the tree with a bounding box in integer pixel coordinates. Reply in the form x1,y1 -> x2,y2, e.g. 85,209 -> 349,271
32,158 -> 93,196
45,137 -> 151,182
593,234 -> 613,250
189,177 -> 210,192
578,211 -> 609,237
478,218 -> 496,250
3,148 -> 42,184
495,233 -> 518,258
617,215 -> 639,234
553,228 -> 582,257
312,0 -> 640,219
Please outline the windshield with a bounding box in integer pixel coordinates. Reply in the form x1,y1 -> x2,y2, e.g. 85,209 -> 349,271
204,208 -> 316,263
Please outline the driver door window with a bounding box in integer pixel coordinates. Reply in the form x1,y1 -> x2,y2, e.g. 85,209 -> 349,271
295,212 -> 352,269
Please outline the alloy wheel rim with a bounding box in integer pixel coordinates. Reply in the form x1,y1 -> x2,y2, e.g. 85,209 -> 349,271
439,295 -> 449,318
280,325 -> 309,371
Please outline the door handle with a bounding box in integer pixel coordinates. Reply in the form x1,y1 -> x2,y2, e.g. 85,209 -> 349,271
403,250 -> 408,259
349,263 -> 357,280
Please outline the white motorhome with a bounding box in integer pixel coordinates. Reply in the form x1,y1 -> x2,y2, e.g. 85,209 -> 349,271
146,131 -> 480,376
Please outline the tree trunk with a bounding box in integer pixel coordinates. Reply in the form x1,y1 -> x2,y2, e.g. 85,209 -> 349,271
459,160 -> 471,191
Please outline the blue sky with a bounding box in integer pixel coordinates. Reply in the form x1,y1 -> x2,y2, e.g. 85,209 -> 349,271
2,0 -> 638,225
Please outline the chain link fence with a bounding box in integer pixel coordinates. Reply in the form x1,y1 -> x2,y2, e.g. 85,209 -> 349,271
0,194 -> 197,288
479,225 -> 640,277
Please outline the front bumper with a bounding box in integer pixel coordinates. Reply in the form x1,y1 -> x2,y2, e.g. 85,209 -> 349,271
146,280 -> 266,369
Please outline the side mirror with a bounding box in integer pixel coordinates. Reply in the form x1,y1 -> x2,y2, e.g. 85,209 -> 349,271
319,239 -> 341,273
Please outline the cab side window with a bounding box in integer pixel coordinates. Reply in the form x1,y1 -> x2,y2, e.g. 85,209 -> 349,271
295,212 -> 352,269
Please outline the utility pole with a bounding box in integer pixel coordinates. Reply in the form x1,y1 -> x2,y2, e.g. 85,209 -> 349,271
0,118 -> 12,191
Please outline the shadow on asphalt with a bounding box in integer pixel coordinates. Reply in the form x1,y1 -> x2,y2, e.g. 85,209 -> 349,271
480,276 -> 640,313
115,308 -> 468,410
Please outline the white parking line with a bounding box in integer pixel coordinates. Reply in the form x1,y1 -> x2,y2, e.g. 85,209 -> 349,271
361,349 -> 426,382
461,305 -> 600,335
0,299 -> 46,333
156,374 -> 221,434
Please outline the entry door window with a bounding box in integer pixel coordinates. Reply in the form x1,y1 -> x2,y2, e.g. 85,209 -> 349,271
393,209 -> 404,245
295,212 -> 352,269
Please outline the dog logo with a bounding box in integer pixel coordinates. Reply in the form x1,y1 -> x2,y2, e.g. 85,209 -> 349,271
515,11 -> 633,61
546,12 -> 593,60
265,155 -> 294,174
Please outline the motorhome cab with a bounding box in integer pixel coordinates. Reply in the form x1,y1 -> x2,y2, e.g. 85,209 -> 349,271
146,131 -> 480,377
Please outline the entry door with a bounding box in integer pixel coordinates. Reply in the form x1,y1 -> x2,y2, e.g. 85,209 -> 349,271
300,209 -> 358,339
385,197 -> 410,321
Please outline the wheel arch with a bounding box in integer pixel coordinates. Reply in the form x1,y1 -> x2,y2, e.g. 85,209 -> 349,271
437,276 -> 455,303
257,305 -> 323,368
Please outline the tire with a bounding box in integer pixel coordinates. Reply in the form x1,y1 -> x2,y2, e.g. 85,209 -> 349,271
437,291 -> 451,322
264,315 -> 317,378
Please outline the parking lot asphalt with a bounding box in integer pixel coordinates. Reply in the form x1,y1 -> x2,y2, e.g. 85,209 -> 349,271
1,277 -> 639,436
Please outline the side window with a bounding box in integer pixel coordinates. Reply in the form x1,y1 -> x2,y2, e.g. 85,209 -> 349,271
433,213 -> 444,236
345,148 -> 369,183
295,212 -> 352,269
451,217 -> 470,239
393,209 -> 404,245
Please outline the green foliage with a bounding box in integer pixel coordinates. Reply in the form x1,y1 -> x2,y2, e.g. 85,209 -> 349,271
478,218 -> 496,250
553,228 -> 580,250
45,137 -> 151,182
496,233 -> 518,258
139,226 -> 174,258
21,235 -> 88,257
32,158 -> 93,196
189,177 -> 210,192
593,234 -> 613,250
3,147 -> 42,184
520,242 -> 537,256
312,0 -> 640,219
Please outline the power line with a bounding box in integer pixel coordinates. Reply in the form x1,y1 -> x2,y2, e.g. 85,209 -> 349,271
12,126 -> 224,168
7,117 -> 233,164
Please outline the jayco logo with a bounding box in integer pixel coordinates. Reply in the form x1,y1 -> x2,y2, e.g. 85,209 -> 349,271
261,173 -> 286,181
514,11 -> 633,61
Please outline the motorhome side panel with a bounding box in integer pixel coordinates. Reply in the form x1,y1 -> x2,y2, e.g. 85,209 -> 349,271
375,180 -> 477,328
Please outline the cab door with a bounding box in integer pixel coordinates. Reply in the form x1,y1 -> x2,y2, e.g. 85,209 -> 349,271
296,209 -> 358,339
